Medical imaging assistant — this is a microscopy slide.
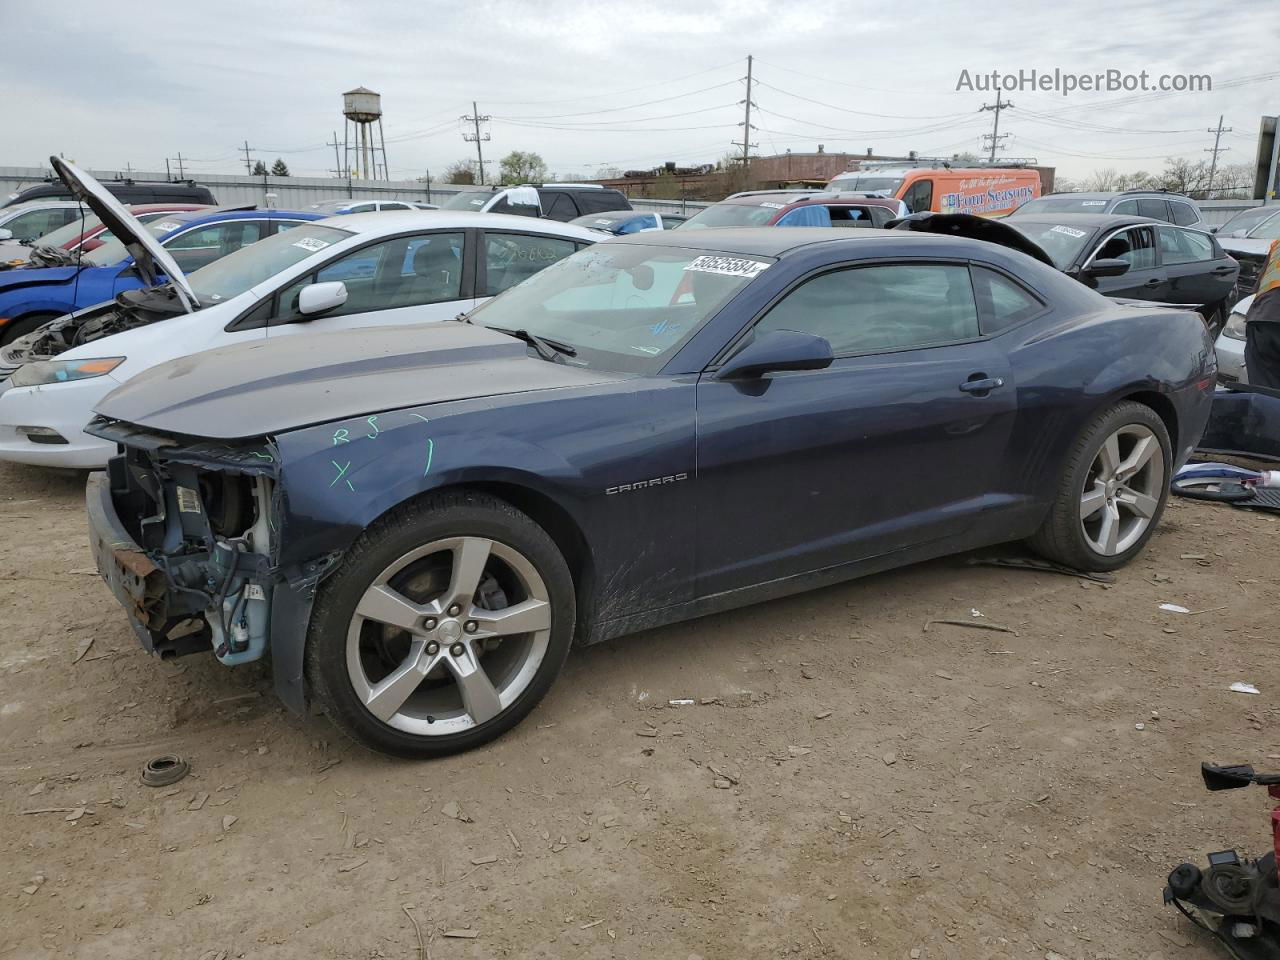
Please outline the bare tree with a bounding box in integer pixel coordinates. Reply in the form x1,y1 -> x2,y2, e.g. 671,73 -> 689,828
444,160 -> 476,184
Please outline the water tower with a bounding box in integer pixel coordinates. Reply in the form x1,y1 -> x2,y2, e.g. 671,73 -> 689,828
343,86 -> 390,180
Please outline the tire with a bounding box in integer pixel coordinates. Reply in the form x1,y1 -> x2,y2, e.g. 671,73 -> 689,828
0,312 -> 60,346
306,490 -> 575,758
1028,401 -> 1171,572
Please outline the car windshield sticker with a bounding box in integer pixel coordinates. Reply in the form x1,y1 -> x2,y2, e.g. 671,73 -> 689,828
1051,225 -> 1089,238
684,255 -> 770,278
469,198 -> 485,206
594,219 -> 614,225
153,221 -> 182,232
292,237 -> 331,252
1081,200 -> 1107,206
759,201 -> 785,209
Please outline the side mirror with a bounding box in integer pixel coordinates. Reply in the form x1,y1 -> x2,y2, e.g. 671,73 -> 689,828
1084,257 -> 1131,279
0,229 -> 11,241
297,281 -> 348,316
1209,226 -> 1219,234
715,330 -> 834,381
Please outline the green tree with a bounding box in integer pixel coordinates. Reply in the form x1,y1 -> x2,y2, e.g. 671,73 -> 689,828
444,160 -> 476,184
251,160 -> 268,176
499,151 -> 548,185
270,158 -> 290,177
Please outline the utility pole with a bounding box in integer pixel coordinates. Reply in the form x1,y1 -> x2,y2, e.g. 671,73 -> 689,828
1204,114 -> 1232,198
731,54 -> 758,167
171,153 -> 186,179
123,161 -> 133,178
980,92 -> 1013,162
240,140 -> 254,175
327,130 -> 343,178
164,158 -> 171,180
461,102 -> 491,184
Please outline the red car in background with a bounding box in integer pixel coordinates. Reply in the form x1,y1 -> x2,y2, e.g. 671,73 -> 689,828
677,190 -> 907,230
0,203 -> 212,268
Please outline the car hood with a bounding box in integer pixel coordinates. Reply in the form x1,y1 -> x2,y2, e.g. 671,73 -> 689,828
887,212 -> 1057,267
0,263 -> 83,288
49,157 -> 196,310
94,322 -> 627,439
1218,237 -> 1272,258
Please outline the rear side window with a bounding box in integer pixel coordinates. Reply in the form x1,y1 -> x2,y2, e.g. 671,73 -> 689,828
1157,226 -> 1215,264
482,232 -> 578,295
755,263 -> 979,356
972,266 -> 1043,334
576,191 -> 627,214
1111,199 -> 1139,215
776,206 -> 832,227
542,193 -> 580,221
1170,201 -> 1199,226
1137,198 -> 1170,221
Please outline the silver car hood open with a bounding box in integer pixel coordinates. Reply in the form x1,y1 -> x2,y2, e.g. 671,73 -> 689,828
49,157 -> 195,311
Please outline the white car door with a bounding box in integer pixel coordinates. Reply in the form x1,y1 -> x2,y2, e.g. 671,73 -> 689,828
265,231 -> 477,338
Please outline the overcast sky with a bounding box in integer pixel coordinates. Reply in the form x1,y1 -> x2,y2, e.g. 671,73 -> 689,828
5,0 -> 1278,183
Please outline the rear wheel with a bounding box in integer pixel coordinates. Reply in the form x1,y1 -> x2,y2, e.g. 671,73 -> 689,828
0,311 -> 60,346
306,491 -> 575,758
1029,401 -> 1171,571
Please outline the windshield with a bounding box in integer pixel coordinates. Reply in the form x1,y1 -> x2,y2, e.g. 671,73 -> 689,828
1003,220 -> 1098,269
827,176 -> 904,194
678,203 -> 780,229
1013,196 -> 1112,215
84,217 -> 184,266
1220,207 -> 1280,239
441,190 -> 496,211
467,243 -> 770,373
186,224 -> 353,304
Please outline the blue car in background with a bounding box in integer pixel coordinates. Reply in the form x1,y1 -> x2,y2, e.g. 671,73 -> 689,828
569,210 -> 687,235
0,208 -> 322,344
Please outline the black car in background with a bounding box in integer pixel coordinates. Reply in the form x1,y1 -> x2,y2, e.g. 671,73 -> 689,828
5,178 -> 217,208
895,213 -> 1238,333
1011,190 -> 1205,229
440,184 -> 632,221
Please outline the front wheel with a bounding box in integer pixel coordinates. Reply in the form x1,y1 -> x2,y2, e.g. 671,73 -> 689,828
1029,401 -> 1171,572
0,311 -> 60,346
306,491 -> 575,758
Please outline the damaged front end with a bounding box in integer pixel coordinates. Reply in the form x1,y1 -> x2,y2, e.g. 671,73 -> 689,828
0,286 -> 187,375
86,416 -> 284,666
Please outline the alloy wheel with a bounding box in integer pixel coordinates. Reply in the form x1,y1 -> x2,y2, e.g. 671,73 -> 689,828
345,536 -> 552,736
1078,424 -> 1165,556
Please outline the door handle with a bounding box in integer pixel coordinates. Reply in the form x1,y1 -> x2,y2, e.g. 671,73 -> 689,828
1143,277 -> 1163,287
959,376 -> 1005,395
1211,265 -> 1235,274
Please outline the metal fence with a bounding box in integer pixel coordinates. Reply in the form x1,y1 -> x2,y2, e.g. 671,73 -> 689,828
1,165 -> 717,215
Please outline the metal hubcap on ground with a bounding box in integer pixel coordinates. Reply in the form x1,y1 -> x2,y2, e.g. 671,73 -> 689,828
1079,424 -> 1164,556
345,536 -> 552,736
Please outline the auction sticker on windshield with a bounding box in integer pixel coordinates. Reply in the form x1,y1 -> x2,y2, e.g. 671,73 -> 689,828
1051,225 -> 1089,238
684,255 -> 770,278
153,221 -> 182,232
292,237 -> 331,252
759,202 -> 785,209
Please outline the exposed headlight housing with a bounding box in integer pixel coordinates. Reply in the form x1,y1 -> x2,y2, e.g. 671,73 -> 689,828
10,357 -> 125,388
1222,312 -> 1248,342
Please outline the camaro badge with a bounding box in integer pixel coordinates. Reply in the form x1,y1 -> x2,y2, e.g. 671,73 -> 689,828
605,473 -> 689,495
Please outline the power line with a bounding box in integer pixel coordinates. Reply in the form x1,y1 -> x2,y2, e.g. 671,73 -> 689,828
483,58 -> 743,106
754,79 -> 973,121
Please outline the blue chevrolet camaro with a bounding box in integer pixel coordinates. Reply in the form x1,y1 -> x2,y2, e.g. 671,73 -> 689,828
0,208 -> 322,344
86,227 -> 1215,757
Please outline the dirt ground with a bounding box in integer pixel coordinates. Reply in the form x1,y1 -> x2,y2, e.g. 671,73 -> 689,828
1,459 -> 1277,960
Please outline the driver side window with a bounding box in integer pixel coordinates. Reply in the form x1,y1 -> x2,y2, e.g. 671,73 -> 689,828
273,232 -> 464,321
755,263 -> 979,356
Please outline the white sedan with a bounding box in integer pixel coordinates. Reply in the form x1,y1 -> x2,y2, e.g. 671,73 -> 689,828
0,160 -> 599,468
1214,294 -> 1253,385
